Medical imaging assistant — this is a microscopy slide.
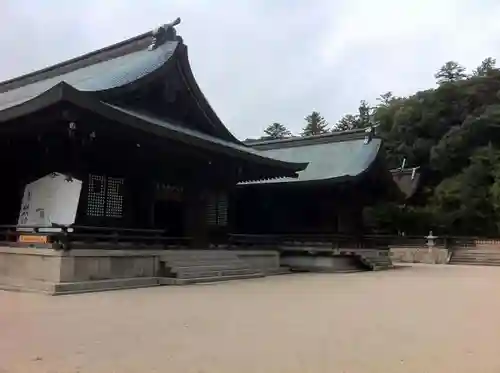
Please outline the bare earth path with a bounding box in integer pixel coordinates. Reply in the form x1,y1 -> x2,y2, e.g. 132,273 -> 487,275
2,264 -> 500,373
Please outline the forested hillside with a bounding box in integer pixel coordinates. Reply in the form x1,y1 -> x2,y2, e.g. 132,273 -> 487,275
260,58 -> 500,236
369,58 -> 500,236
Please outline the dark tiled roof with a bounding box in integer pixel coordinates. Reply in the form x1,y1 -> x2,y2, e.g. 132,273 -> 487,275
243,130 -> 422,198
0,21 -> 308,179
241,129 -> 381,184
0,36 -> 177,111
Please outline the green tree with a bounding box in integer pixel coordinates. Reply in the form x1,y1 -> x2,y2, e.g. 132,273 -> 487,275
472,57 -> 497,77
334,114 -> 359,131
333,100 -> 374,132
434,61 -> 467,84
430,146 -> 498,234
262,122 -> 292,139
357,100 -> 372,127
363,59 -> 500,235
376,91 -> 394,105
301,111 -> 329,136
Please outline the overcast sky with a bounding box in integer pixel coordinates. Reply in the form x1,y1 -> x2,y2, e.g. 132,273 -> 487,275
1,0 -> 500,139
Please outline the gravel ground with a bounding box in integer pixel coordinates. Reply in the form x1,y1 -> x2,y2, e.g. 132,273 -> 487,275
1,264 -> 500,373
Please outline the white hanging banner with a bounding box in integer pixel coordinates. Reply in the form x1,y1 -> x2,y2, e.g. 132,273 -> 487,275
17,172 -> 82,228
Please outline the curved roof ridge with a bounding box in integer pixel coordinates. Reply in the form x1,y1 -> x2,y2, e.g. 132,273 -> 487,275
248,127 -> 375,150
0,18 -> 184,94
0,32 -> 154,94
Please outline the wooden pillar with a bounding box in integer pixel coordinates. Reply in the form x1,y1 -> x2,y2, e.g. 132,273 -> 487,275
183,185 -> 208,248
338,204 -> 362,235
132,179 -> 156,228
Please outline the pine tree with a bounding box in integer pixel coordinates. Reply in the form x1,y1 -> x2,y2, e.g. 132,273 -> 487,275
301,111 -> 329,136
262,122 -> 292,139
357,100 -> 373,128
334,114 -> 359,131
435,61 -> 467,84
472,57 -> 497,77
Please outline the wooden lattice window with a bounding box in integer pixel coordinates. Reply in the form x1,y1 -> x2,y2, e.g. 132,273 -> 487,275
87,175 -> 106,217
206,193 -> 228,226
86,174 -> 125,218
105,177 -> 124,218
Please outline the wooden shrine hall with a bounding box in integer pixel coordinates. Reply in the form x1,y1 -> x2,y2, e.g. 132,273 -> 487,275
0,19 -> 311,294
236,128 -> 420,235
0,18 -> 306,246
0,18 -> 420,294
233,130 -> 420,272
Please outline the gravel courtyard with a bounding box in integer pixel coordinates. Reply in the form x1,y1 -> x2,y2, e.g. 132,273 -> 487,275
2,264 -> 500,373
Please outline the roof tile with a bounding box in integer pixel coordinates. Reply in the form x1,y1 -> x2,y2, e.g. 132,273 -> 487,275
0,40 -> 177,111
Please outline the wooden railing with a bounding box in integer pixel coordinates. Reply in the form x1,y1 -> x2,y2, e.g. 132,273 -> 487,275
2,224 -> 500,252
227,234 -> 446,250
228,234 -> 392,250
0,225 -> 191,250
443,236 -> 500,250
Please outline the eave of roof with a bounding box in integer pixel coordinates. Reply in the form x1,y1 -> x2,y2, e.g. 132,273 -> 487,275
101,104 -> 308,173
0,82 -> 307,177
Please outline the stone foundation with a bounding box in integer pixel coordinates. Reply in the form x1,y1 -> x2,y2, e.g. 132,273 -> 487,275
233,250 -> 282,274
281,255 -> 363,272
0,247 -> 162,294
390,246 -> 449,264
0,247 -> 282,295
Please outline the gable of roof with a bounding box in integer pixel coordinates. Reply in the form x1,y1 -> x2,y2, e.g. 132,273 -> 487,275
391,167 -> 421,198
0,18 -> 240,143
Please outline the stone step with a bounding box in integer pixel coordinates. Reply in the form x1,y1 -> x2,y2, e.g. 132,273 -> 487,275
368,257 -> 392,262
162,255 -> 240,261
163,259 -> 248,267
451,256 -> 500,263
175,268 -> 259,279
452,254 -> 500,259
357,254 -> 393,271
452,257 -> 500,261
358,255 -> 390,261
161,251 -> 238,260
449,261 -> 500,266
263,267 -> 291,276
159,272 -> 264,285
451,256 -> 500,261
453,247 -> 500,253
453,250 -> 500,256
171,263 -> 252,272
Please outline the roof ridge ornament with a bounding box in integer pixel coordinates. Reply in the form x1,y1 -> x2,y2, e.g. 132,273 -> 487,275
149,17 -> 182,50
363,125 -> 375,144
